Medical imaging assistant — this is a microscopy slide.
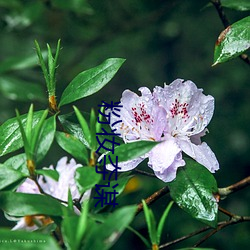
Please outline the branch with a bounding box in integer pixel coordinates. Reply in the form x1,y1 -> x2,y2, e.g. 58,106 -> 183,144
136,186 -> 169,215
134,169 -> 157,178
159,216 -> 250,249
218,176 -> 250,199
211,0 -> 250,66
193,216 -> 250,247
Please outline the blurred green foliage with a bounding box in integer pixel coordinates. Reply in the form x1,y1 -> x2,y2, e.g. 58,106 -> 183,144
0,0 -> 249,249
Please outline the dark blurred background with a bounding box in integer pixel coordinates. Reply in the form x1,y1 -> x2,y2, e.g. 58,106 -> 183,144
0,0 -> 249,249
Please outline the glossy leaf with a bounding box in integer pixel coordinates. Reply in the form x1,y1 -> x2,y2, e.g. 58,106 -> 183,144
0,111 -> 44,157
213,16 -> 250,65
83,205 -> 136,250
105,140 -> 159,163
58,113 -> 90,149
59,58 -> 125,106
55,131 -> 89,164
4,153 -> 28,175
168,159 -> 218,227
0,164 -> 27,190
73,106 -> 91,147
0,76 -> 46,102
75,167 -> 101,194
36,116 -> 56,162
36,169 -> 59,181
221,0 -> 250,11
0,192 -> 65,216
0,228 -> 60,250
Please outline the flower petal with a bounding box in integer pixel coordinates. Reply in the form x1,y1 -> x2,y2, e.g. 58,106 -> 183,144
179,139 -> 219,173
148,138 -> 185,182
16,178 -> 40,194
106,155 -> 146,172
110,88 -> 166,142
154,79 -> 214,136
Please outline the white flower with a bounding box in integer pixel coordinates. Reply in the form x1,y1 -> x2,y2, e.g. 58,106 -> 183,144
12,157 -> 89,231
107,79 -> 219,182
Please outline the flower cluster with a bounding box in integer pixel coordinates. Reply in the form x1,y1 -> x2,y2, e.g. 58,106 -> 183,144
107,79 -> 219,182
11,157 -> 88,231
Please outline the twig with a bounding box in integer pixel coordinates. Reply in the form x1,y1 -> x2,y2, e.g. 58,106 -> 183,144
218,206 -> 235,218
218,176 -> 250,198
159,216 -> 250,249
159,224 -> 211,249
193,216 -> 250,247
134,169 -> 157,178
211,0 -> 250,66
136,186 -> 169,215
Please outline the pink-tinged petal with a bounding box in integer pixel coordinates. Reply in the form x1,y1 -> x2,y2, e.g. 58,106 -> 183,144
148,138 -> 185,182
178,139 -> 219,173
39,157 -> 82,201
16,178 -> 40,194
109,88 -> 166,142
190,128 -> 208,145
106,155 -> 146,172
153,79 -> 214,136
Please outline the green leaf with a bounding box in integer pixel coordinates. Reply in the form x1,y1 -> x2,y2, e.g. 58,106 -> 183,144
168,159 -> 218,227
73,106 -> 91,147
0,191 -> 66,216
59,58 -> 125,106
36,169 -> 59,181
105,140 -> 159,163
61,215 -> 80,250
62,201 -> 89,250
55,131 -> 89,164
142,200 -> 157,245
0,164 -> 27,190
4,153 -> 28,175
89,108 -> 97,150
75,167 -> 101,194
221,0 -> 250,11
0,228 -> 60,250
58,113 -> 90,149
213,16 -> 250,65
0,76 -> 46,102
36,116 -> 56,162
83,205 -> 136,250
0,110 -> 44,157
157,201 -> 174,244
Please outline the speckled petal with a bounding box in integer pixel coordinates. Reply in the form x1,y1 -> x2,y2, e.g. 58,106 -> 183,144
153,79 -> 214,136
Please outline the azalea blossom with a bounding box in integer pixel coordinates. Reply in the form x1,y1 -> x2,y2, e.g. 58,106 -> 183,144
107,79 -> 219,182
11,157 -> 89,231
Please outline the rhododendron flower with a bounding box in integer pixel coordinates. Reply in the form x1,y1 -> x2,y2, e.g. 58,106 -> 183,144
107,79 -> 219,182
11,157 -> 89,231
